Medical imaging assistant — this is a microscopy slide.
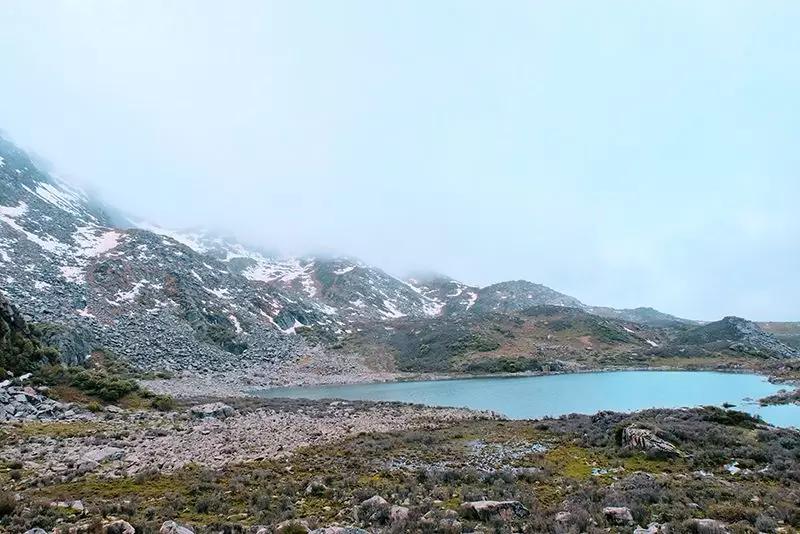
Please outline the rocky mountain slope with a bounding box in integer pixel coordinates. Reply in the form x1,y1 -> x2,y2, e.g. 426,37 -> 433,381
1,135 -> 796,377
675,316 -> 798,359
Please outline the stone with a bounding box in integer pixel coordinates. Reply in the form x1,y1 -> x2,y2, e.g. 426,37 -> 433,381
555,511 -> 572,522
621,426 -> 682,457
389,504 -> 410,523
305,478 -> 328,495
310,529 -> 369,534
189,402 -> 235,419
687,518 -> 730,533
103,520 -> 136,534
275,519 -> 310,533
357,495 -> 390,523
83,446 -> 125,464
459,500 -> 530,521
603,506 -> 634,525
634,523 -> 663,534
159,520 -> 195,534
24,530 -> 48,534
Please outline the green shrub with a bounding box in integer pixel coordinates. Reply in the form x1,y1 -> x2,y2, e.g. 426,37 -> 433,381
0,491 -> 15,517
150,395 -> 177,412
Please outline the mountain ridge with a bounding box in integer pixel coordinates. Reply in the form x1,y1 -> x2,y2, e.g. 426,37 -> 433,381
1,135 -> 794,376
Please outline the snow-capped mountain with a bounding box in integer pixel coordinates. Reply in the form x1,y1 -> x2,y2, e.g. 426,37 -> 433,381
2,135 -> 716,373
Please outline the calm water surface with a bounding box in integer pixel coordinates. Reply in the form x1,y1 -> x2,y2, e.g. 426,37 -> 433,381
256,371 -> 800,429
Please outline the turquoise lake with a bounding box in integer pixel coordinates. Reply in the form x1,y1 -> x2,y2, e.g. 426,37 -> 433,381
257,371 -> 800,429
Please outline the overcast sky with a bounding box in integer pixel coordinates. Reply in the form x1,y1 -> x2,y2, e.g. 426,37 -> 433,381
1,1 -> 798,321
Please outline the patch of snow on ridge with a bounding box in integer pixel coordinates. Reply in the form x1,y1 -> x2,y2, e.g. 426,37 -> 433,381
60,266 -> 84,284
229,314 -> 243,334
465,291 -> 478,310
110,279 -> 149,305
135,222 -> 209,253
0,201 -> 68,254
381,299 -> 407,319
334,265 -> 355,275
0,156 -> 4,167
646,339 -> 659,347
73,227 -> 123,257
30,182 -> 84,217
282,318 -> 306,335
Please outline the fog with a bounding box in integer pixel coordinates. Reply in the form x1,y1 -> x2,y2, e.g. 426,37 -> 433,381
1,1 -> 798,321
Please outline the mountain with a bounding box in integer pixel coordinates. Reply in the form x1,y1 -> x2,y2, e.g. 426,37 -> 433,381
586,306 -> 696,328
1,135 -> 795,378
674,316 -> 798,359
340,304 -> 672,373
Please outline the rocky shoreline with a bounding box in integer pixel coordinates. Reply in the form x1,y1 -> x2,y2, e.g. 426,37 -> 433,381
140,358 -> 800,404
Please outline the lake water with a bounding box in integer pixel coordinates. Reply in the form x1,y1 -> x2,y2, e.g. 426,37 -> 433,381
256,371 -> 800,429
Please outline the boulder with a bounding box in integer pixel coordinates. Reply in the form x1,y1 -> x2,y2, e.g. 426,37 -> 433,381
389,505 -> 410,523
189,402 -> 235,419
357,494 -> 390,523
621,426 -> 682,458
275,519 -> 310,533
686,518 -> 730,533
305,478 -> 328,496
634,523 -> 664,534
83,446 -> 125,464
24,530 -> 48,534
459,500 -> 529,521
603,506 -> 634,525
554,511 -> 572,523
160,520 -> 194,534
310,529 -> 369,534
104,520 -> 136,534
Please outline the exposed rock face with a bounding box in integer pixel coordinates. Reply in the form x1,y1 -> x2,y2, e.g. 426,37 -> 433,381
603,506 -> 634,525
36,323 -> 95,366
621,426 -> 682,457
459,500 -> 530,521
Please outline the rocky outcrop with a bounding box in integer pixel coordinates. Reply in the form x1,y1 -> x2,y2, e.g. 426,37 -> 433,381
603,506 -> 634,525
0,380 -> 86,422
459,500 -> 530,521
621,426 -> 682,457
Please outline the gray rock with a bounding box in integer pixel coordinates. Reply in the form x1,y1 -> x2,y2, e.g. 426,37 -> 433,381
686,518 -> 730,533
634,523 -> 664,534
603,506 -> 634,525
310,529 -> 369,534
275,519 -> 310,533
621,426 -> 682,457
159,520 -> 194,534
389,504 -> 410,523
83,446 -> 125,463
189,402 -> 235,419
24,530 -> 48,534
104,520 -> 136,534
459,500 -> 529,521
